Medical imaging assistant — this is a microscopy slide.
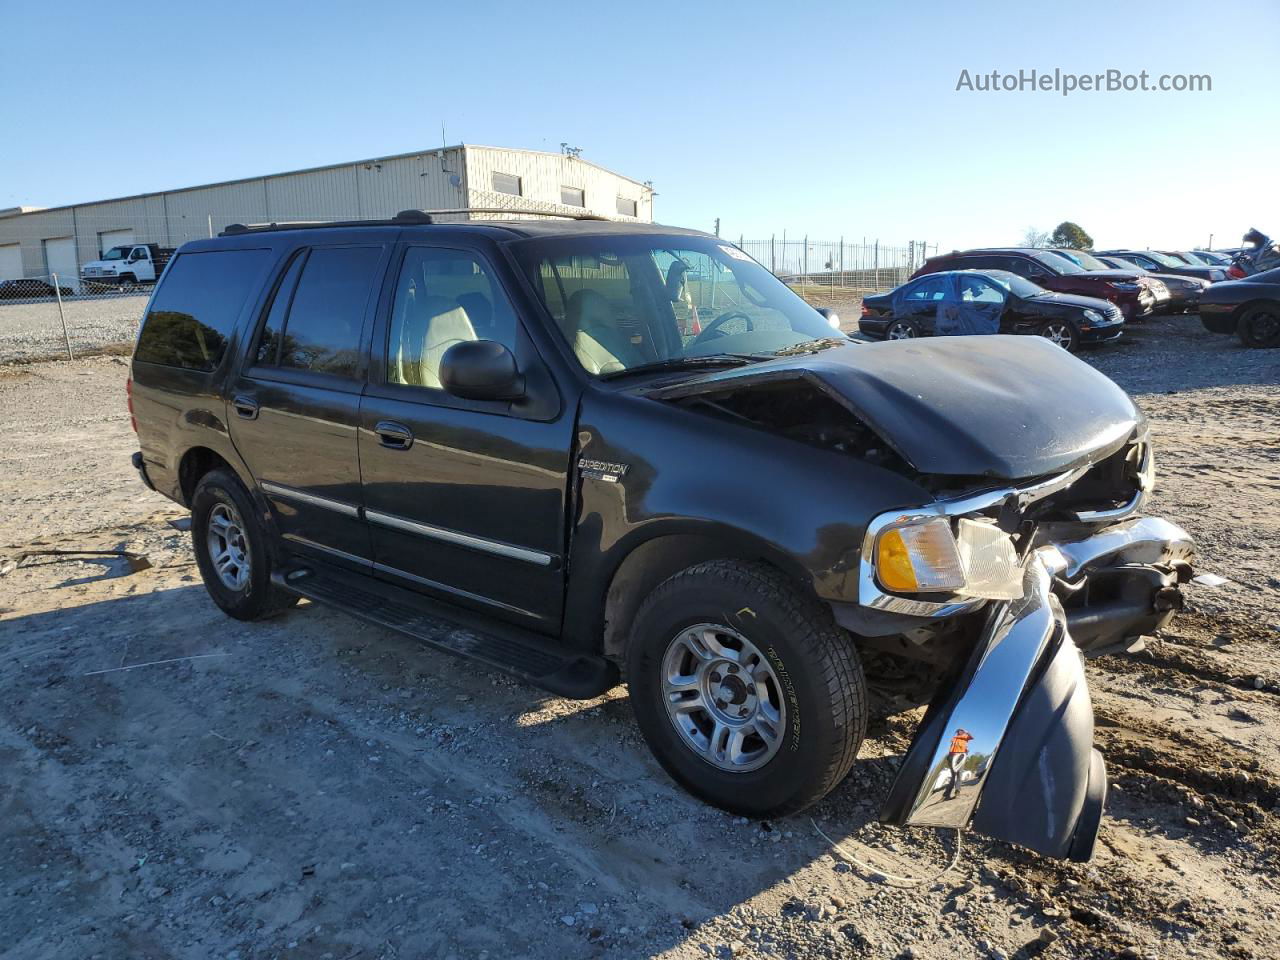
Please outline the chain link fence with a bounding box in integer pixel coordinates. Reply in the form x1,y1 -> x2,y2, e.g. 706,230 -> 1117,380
0,207 -> 934,361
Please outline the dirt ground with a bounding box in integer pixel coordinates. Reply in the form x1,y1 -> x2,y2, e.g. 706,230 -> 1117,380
1,314 -> 1278,960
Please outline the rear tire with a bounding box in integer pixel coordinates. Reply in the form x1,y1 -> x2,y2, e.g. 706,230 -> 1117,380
885,318 -> 921,340
626,560 -> 867,818
1237,303 -> 1280,348
191,469 -> 298,621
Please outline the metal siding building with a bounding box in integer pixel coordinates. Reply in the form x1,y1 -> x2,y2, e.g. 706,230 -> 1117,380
0,145 -> 653,289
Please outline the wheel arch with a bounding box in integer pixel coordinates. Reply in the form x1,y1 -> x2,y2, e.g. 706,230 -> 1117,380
178,446 -> 247,506
595,526 -> 819,661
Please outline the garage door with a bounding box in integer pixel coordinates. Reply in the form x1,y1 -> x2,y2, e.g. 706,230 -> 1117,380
0,243 -> 21,281
97,228 -> 134,258
43,237 -> 79,294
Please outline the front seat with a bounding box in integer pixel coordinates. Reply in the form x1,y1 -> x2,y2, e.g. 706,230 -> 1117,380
563,289 -> 642,375
397,295 -> 478,389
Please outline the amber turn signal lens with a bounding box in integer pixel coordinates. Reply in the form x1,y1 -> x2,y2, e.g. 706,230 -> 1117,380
876,527 -> 918,592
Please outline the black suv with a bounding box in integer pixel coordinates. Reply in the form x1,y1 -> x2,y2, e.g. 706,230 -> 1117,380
129,211 -> 1195,862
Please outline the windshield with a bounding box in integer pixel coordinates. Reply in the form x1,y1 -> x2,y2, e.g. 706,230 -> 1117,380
983,269 -> 1046,298
1035,252 -> 1083,275
102,246 -> 131,260
1143,251 -> 1183,268
1174,251 -> 1207,264
1053,249 -> 1111,271
1103,257 -> 1143,272
512,234 -> 841,376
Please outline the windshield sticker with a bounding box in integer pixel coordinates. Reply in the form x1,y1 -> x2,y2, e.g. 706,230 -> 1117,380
719,244 -> 754,263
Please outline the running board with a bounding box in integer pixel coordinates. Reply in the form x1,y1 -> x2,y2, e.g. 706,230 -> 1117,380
272,565 -> 618,700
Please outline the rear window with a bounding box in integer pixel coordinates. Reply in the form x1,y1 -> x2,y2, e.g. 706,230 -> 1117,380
135,249 -> 268,371
275,246 -> 382,378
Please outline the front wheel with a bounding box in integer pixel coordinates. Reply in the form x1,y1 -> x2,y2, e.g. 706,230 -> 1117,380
1237,303 -> 1280,348
627,560 -> 867,817
1039,319 -> 1080,352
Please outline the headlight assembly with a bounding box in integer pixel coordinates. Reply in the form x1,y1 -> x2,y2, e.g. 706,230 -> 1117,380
874,515 -> 1023,600
1082,308 -> 1103,323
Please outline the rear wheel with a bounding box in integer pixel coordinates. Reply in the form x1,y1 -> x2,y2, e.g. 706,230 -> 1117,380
885,318 -> 921,340
1237,303 -> 1280,348
1039,319 -> 1080,352
191,469 -> 297,620
627,560 -> 867,817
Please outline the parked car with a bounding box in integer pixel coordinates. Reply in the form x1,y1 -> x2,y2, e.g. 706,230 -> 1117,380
1097,250 -> 1226,283
1198,265 -> 1280,347
0,277 -> 74,300
129,211 -> 1195,862
1047,249 -> 1172,313
1192,250 -> 1233,266
80,242 -> 175,291
912,248 -> 1158,318
859,269 -> 1123,351
1093,254 -> 1208,313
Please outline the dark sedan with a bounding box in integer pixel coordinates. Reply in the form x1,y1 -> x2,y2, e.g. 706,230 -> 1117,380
1098,250 -> 1226,284
0,278 -> 74,300
1094,255 -> 1208,313
1198,266 -> 1280,347
912,247 -> 1156,319
860,269 -> 1123,352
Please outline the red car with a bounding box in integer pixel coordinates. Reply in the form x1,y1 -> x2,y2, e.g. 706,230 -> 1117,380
911,248 -> 1158,319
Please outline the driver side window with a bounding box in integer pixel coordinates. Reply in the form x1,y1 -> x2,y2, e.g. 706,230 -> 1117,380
386,247 -> 519,391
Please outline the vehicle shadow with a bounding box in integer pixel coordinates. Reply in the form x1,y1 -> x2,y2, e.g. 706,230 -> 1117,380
0,583 -> 1028,959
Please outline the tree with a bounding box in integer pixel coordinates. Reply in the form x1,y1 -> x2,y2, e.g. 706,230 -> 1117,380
1022,227 -> 1050,248
1049,221 -> 1094,250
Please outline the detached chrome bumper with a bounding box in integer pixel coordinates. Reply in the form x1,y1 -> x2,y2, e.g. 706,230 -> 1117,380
880,516 -> 1193,861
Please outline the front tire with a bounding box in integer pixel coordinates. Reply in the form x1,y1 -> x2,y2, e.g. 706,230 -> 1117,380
191,469 -> 297,621
627,560 -> 867,818
1237,303 -> 1280,348
1039,319 -> 1080,352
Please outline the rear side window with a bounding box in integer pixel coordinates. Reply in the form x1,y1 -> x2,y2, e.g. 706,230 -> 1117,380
135,249 -> 268,371
271,246 -> 382,378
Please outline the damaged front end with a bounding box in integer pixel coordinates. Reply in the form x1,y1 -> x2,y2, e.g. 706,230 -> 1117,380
867,466 -> 1193,862
648,337 -> 1194,860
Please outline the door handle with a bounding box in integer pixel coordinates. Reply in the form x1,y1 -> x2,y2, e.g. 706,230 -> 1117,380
233,396 -> 259,420
375,420 -> 413,450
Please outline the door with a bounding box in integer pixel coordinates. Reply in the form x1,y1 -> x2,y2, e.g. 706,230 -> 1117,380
227,243 -> 390,569
98,229 -> 134,258
899,274 -> 948,330
358,243 -> 573,631
0,244 -> 21,281
42,236 -> 79,294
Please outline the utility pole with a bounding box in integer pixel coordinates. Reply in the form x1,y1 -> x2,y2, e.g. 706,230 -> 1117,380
713,217 -> 720,237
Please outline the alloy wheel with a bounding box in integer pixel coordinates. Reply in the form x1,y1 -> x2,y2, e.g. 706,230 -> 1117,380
1041,321 -> 1076,350
206,502 -> 251,591
886,321 -> 918,340
661,623 -> 787,773
1242,308 -> 1280,347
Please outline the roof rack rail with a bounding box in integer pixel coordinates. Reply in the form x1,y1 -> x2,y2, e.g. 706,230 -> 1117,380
220,207 -> 612,236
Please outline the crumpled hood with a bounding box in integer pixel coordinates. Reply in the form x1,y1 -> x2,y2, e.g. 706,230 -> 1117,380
647,336 -> 1141,479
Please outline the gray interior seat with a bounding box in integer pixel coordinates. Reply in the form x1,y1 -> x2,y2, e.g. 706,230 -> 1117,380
395,293 -> 478,388
563,289 -> 642,375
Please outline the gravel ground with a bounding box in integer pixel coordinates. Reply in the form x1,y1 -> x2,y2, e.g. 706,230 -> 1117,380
1,314 -> 1278,960
0,293 -> 148,363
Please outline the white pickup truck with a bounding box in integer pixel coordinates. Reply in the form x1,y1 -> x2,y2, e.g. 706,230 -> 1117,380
81,243 -> 175,291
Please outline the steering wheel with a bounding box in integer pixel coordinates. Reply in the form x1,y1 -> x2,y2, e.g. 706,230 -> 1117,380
691,311 -> 755,346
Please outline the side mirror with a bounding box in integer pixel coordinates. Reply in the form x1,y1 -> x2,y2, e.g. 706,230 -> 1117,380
439,340 -> 525,401
815,307 -> 841,329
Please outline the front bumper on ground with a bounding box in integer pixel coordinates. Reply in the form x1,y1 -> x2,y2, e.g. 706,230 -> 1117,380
880,515 -> 1193,861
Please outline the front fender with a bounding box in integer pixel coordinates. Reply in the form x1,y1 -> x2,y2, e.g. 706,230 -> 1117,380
561,389 -> 931,647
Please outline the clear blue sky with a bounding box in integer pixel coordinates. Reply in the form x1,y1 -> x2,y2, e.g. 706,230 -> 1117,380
4,0 -> 1277,250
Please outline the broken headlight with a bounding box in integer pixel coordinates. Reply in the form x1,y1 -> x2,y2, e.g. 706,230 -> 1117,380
874,515 -> 1023,600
